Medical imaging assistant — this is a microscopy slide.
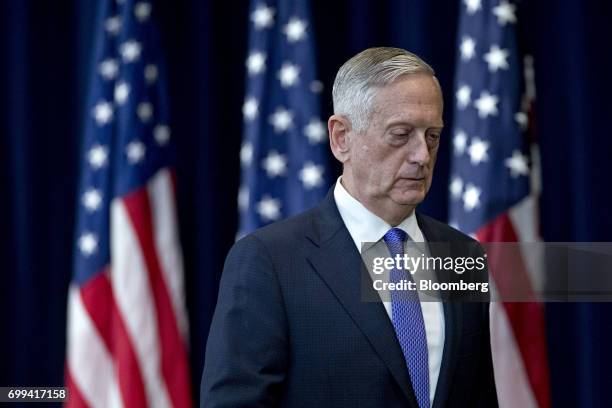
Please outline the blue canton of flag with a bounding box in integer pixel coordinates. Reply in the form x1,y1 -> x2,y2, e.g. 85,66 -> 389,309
74,0 -> 174,279
238,0 -> 331,237
449,0 -> 529,233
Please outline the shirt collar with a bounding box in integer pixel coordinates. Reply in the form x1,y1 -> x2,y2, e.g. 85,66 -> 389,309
333,177 -> 424,252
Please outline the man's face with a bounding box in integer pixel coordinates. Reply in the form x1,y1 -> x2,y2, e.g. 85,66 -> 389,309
344,73 -> 444,213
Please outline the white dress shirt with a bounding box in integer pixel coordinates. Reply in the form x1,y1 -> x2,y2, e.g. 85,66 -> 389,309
333,177 -> 445,405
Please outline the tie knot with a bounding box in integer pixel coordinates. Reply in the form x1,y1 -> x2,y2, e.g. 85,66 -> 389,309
383,228 -> 408,246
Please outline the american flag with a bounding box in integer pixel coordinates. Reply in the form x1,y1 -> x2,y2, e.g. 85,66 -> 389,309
238,0 -> 331,236
449,0 -> 550,407
65,1 -> 192,407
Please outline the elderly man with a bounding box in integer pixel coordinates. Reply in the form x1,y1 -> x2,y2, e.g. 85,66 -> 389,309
201,47 -> 497,407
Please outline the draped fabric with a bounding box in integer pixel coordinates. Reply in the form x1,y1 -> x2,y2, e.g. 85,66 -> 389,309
1,1 -> 611,405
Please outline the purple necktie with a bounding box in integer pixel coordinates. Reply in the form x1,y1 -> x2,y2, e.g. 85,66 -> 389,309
383,228 -> 429,408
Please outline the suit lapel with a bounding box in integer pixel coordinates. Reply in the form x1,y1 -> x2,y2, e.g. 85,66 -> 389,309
305,191 -> 419,407
417,214 -> 462,408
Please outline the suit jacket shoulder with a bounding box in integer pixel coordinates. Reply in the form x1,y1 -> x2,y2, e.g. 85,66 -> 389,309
249,206 -> 318,246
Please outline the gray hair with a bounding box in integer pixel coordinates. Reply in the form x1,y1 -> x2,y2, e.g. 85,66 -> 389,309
332,47 -> 436,132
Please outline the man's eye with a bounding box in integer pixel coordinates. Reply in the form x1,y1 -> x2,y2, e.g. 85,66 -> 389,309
427,133 -> 441,148
427,133 -> 440,143
389,134 -> 410,145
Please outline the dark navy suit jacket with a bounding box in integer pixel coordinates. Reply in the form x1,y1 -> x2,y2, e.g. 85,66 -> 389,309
201,189 -> 498,407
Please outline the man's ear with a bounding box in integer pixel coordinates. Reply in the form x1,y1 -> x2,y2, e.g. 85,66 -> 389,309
328,115 -> 352,164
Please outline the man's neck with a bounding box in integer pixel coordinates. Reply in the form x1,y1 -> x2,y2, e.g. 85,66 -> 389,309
339,177 -> 415,226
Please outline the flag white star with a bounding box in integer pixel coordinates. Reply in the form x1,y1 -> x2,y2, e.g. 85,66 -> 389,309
242,97 -> 259,121
92,101 -> 113,125
453,130 -> 468,155
304,118 -> 327,144
99,59 -> 119,80
238,186 -> 249,211
464,0 -> 482,14
269,107 -> 293,133
460,36 -> 476,61
456,84 -> 472,109
310,80 -> 324,93
251,4 -> 275,29
283,18 -> 307,42
299,162 -> 324,189
137,102 -> 153,122
515,111 -> 528,130
246,51 -> 266,75
119,40 -> 141,63
126,140 -> 146,164
505,150 -> 529,177
134,2 -> 152,22
474,91 -> 499,118
78,232 -> 98,256
462,183 -> 481,211
82,188 -> 103,212
114,81 -> 130,105
278,62 -> 300,88
257,195 -> 281,221
484,45 -> 510,72
449,176 -> 464,200
467,137 -> 489,165
105,16 -> 122,35
154,124 -> 171,145
240,142 -> 253,166
144,64 -> 158,84
262,151 -> 287,177
88,144 -> 108,169
493,1 -> 517,25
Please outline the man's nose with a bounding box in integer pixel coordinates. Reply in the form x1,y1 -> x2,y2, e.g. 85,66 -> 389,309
407,132 -> 431,166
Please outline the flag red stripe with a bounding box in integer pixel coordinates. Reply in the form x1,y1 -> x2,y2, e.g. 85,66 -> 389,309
80,270 -> 148,408
65,366 -> 90,408
478,214 -> 537,302
123,188 -> 192,408
478,214 -> 551,408
502,301 -> 550,408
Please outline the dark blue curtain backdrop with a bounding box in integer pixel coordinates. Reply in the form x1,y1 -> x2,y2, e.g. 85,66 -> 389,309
1,0 -> 611,406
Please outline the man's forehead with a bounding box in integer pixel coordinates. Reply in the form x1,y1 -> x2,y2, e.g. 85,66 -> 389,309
371,78 -> 444,125
381,112 -> 445,129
